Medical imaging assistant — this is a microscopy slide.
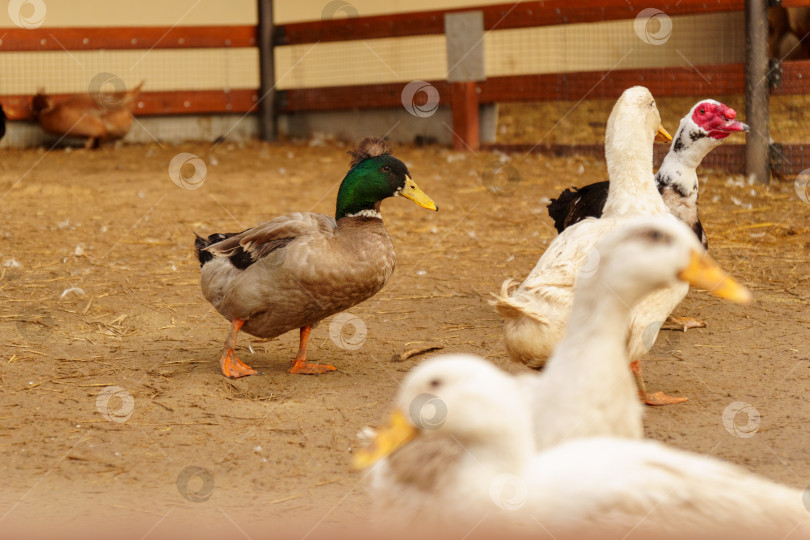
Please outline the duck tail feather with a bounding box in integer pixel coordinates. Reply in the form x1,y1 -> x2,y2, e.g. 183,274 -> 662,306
194,232 -> 237,267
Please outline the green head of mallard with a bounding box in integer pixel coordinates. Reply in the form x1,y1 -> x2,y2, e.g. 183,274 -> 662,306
335,138 -> 438,220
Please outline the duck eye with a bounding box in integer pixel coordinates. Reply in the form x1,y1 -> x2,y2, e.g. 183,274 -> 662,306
429,378 -> 442,389
382,165 -> 392,173
699,108 -> 705,114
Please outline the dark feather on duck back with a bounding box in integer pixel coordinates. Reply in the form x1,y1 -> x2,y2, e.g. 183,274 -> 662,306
546,181 -> 609,233
194,232 -> 242,267
0,104 -> 5,140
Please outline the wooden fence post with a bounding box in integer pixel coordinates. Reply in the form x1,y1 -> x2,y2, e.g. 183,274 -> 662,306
445,11 -> 485,152
450,82 -> 479,151
258,0 -> 276,142
745,0 -> 770,183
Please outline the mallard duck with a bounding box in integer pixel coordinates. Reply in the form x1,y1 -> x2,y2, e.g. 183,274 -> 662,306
520,216 -> 750,450
547,99 -> 749,250
31,81 -> 143,148
356,354 -> 810,537
195,137 -> 438,378
494,87 -> 699,405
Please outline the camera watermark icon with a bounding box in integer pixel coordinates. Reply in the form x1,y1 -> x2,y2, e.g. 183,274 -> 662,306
722,401 -> 761,439
634,8 -> 672,45
14,308 -> 55,343
88,72 -> 127,110
176,466 -> 215,502
795,169 -> 810,204
401,81 -> 440,118
408,393 -> 447,430
481,161 -> 521,195
321,0 -> 358,21
578,247 -> 602,279
489,473 -> 528,511
641,320 -> 682,354
96,386 -> 135,423
329,312 -> 367,350
169,153 -> 207,190
8,0 -> 46,29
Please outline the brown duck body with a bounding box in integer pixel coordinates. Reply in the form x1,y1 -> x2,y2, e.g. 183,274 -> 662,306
32,82 -> 143,146
199,212 -> 395,339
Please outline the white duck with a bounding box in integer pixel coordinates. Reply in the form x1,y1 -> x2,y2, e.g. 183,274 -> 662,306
494,86 -> 697,405
356,354 -> 810,538
522,216 -> 751,450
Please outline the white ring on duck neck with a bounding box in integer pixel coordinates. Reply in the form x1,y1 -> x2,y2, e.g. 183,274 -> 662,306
346,209 -> 382,219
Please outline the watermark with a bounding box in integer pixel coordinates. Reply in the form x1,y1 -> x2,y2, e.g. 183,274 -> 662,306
88,72 -> 127,110
169,153 -> 207,190
14,308 -> 55,343
176,466 -> 215,502
96,386 -> 135,423
641,320 -> 682,354
634,8 -> 672,46
578,247 -> 601,279
408,393 -> 447,430
481,161 -> 521,195
401,81 -> 440,118
803,486 -> 810,513
722,401 -> 761,439
8,0 -> 46,29
321,0 -> 358,21
489,473 -> 528,511
328,312 -> 367,350
795,169 -> 810,204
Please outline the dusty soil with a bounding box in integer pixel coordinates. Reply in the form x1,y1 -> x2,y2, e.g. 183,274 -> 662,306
0,138 -> 809,539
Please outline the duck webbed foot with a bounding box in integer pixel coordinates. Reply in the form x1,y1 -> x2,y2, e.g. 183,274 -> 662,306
221,349 -> 259,378
287,325 -> 336,375
663,316 -> 707,332
219,319 -> 260,378
630,360 -> 687,406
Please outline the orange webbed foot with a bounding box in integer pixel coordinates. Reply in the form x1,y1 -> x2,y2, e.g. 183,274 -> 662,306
288,360 -> 336,375
220,349 -> 259,379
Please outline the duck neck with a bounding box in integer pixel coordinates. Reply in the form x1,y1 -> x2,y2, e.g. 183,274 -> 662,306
665,121 -> 720,171
655,123 -> 719,207
545,273 -> 635,381
336,200 -> 383,221
603,133 -> 666,216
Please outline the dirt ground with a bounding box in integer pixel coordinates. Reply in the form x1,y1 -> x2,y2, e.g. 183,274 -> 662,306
0,138 -> 809,539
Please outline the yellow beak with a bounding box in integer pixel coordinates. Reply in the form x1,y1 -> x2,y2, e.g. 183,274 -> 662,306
678,251 -> 753,304
399,176 -> 438,211
353,409 -> 419,469
655,124 -> 673,143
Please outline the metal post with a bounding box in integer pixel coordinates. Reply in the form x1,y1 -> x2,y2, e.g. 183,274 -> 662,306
258,0 -> 276,141
745,0 -> 770,183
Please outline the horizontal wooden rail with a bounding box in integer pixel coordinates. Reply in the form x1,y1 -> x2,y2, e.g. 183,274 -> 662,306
483,143 -> 810,175
278,0 -> 743,45
0,25 -> 256,51
278,60 -> 810,113
5,59 -> 803,119
1,89 -> 259,120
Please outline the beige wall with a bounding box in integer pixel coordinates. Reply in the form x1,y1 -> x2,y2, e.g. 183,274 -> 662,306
0,1 -> 745,147
275,12 -> 744,89
0,0 -> 256,28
